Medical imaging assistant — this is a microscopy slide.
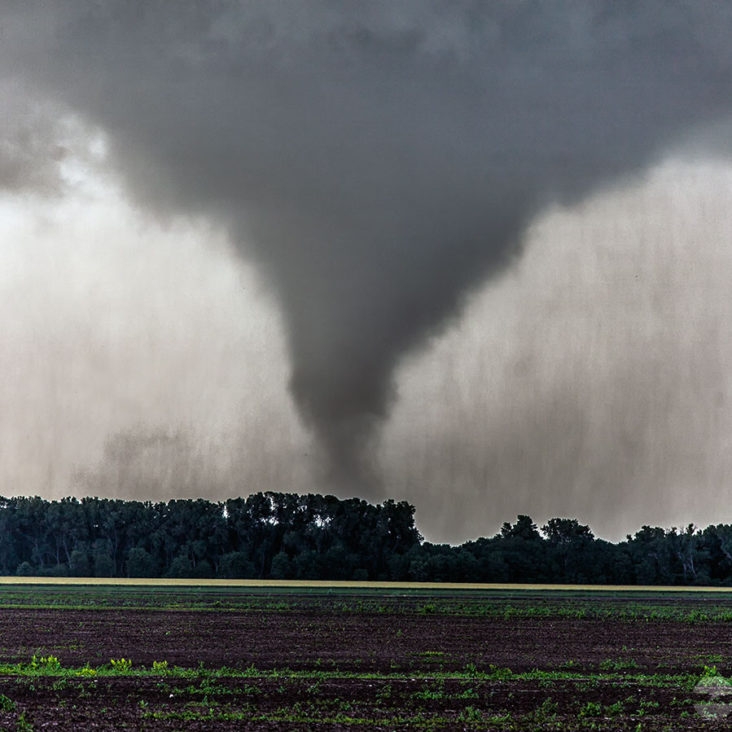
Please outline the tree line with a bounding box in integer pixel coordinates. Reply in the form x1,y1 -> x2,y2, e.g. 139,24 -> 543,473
1,493 -> 731,584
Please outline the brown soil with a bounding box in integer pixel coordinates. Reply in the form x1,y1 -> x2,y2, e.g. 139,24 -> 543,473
0,607 -> 729,674
0,605 -> 728,729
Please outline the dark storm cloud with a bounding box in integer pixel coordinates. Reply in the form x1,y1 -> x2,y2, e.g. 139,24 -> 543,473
3,1 -> 732,493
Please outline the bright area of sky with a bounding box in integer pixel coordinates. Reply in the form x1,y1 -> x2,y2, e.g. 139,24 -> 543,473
3,132 -> 732,544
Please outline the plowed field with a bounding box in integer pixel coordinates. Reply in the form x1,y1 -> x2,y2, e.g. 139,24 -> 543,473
0,585 -> 729,729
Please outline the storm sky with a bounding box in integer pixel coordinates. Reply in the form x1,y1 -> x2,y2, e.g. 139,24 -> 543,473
2,2 -> 732,542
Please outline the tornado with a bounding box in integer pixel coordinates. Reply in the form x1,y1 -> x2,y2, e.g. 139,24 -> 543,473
2,1 -> 732,493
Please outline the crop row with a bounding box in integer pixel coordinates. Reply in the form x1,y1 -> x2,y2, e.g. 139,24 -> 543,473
0,656 -> 711,685
1,585 -> 732,623
0,660 -> 723,730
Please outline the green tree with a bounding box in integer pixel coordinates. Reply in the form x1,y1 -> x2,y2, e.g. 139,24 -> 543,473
126,547 -> 157,578
92,539 -> 115,577
501,515 -> 541,541
269,551 -> 294,579
69,546 -> 91,576
15,561 -> 34,576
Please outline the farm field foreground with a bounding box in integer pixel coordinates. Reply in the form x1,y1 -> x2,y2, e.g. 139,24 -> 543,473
0,585 -> 729,728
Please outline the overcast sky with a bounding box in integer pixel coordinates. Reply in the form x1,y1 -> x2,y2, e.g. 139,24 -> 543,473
2,2 -> 732,543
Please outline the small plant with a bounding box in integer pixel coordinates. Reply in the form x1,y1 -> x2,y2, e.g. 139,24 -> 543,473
486,664 -> 512,680
669,696 -> 692,707
458,706 -> 482,722
109,658 -> 132,672
578,700 -> 602,717
636,699 -> 660,716
414,681 -> 445,700
29,655 -> 61,671
306,680 -> 321,695
599,658 -> 639,672
605,700 -> 624,716
152,660 -> 169,674
0,694 -> 16,712
375,683 -> 392,702
487,712 -> 512,724
530,697 -> 559,723
16,711 -> 33,732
